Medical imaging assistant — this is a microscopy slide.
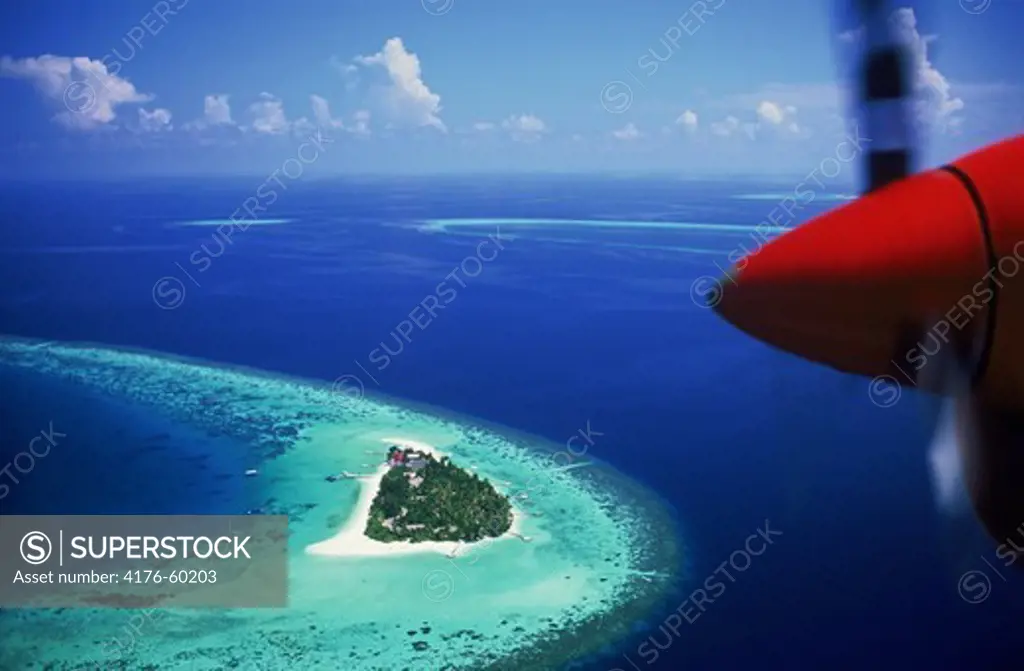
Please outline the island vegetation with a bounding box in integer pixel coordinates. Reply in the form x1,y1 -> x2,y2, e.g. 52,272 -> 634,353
365,446 -> 513,543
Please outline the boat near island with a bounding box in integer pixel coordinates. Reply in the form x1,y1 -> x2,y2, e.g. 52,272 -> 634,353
336,470 -> 373,479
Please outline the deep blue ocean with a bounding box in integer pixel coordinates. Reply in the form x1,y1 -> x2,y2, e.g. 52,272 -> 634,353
2,176 -> 1023,669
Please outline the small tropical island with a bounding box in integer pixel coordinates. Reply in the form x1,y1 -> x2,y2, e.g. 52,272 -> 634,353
0,339 -> 682,671
365,445 -> 514,543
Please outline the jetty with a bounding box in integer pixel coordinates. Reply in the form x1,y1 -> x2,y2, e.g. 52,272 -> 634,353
326,470 -> 373,482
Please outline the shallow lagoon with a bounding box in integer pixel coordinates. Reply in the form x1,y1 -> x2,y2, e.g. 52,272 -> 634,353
0,337 -> 681,669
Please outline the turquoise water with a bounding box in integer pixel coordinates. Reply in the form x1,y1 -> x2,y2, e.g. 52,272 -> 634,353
416,218 -> 787,256
420,218 -> 779,234
731,193 -> 855,201
0,337 -> 681,669
175,218 -> 294,227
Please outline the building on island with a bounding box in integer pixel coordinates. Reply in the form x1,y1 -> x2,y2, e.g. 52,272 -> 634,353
386,445 -> 430,469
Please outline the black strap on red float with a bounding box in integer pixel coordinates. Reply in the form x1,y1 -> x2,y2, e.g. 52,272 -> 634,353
940,163 -> 998,387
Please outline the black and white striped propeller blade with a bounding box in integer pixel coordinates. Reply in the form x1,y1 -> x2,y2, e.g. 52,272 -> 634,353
854,0 -> 914,192
843,0 -> 917,194
836,2 -> 1024,564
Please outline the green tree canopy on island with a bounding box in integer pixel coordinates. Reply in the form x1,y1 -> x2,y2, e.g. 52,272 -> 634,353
366,449 -> 513,543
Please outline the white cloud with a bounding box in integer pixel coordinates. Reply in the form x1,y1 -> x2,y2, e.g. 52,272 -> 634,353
310,94 -> 344,129
330,57 -> 360,91
709,101 -> 803,140
755,100 -> 804,137
352,37 -> 445,132
0,54 -> 152,130
501,114 -> 547,142
612,122 -> 641,140
183,94 -> 234,132
711,115 -> 740,136
248,92 -> 289,134
203,94 -> 232,125
472,121 -> 495,131
138,107 -> 172,132
719,84 -> 841,113
838,28 -> 862,44
756,101 -> 785,125
304,96 -> 370,136
350,109 -> 371,136
837,8 -> 965,133
676,110 -> 698,131
891,7 -> 964,132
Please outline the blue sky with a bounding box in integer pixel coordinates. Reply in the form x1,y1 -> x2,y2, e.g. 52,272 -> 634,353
0,0 -> 1021,178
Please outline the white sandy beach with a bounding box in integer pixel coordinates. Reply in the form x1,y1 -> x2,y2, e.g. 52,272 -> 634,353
306,437 -> 524,558
1,339 -> 675,670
